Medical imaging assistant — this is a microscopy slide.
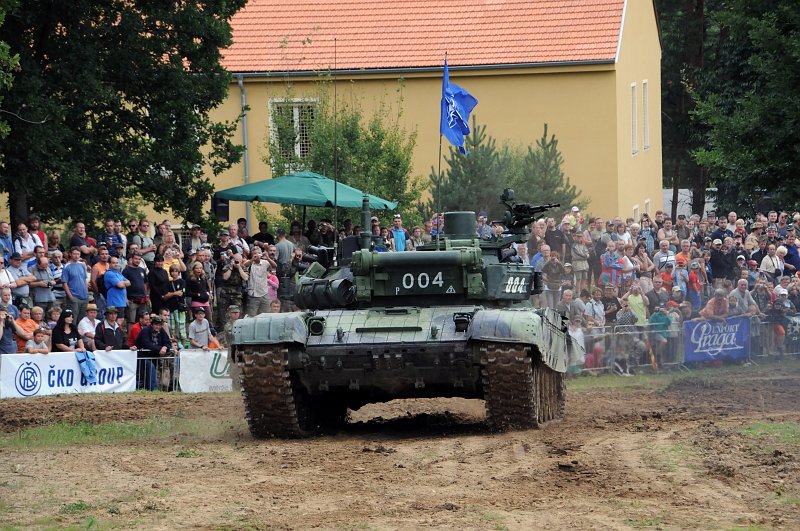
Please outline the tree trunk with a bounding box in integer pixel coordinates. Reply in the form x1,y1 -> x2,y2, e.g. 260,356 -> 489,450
8,182 -> 28,228
671,160 -> 681,220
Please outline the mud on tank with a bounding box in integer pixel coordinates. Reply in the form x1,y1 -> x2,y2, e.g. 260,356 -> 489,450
230,189 -> 583,438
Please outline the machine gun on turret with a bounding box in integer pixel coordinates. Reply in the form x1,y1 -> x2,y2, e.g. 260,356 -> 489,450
498,188 -> 560,232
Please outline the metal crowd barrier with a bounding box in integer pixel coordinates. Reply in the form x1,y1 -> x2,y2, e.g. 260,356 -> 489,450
136,355 -> 180,392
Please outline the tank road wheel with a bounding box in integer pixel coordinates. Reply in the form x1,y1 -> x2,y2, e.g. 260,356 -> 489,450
480,342 -> 539,431
237,345 -> 317,438
532,354 -> 566,424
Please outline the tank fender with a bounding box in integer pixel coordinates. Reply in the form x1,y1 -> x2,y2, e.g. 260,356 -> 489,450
232,312 -> 308,346
470,308 -> 569,372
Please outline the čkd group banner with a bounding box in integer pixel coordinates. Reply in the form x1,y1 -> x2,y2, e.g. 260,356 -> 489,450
684,316 -> 750,363
0,350 -> 137,399
178,349 -> 232,393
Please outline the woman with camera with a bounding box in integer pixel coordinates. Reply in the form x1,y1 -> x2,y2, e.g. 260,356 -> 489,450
0,307 -> 27,353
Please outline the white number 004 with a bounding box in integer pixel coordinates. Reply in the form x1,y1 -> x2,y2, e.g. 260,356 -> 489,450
400,272 -> 444,290
504,276 -> 527,293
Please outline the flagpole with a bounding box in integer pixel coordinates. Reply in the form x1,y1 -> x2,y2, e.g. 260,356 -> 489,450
333,37 -> 339,265
436,52 -> 446,249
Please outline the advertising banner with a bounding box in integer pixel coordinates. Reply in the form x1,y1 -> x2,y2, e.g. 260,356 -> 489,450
178,349 -> 232,393
683,316 -> 750,363
0,350 -> 137,399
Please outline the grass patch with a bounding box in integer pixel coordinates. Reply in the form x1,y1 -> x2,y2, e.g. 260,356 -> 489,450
0,417 -> 242,449
624,516 -> 663,527
641,444 -> 696,472
740,421 -> 800,445
60,501 -> 92,514
175,449 -> 200,458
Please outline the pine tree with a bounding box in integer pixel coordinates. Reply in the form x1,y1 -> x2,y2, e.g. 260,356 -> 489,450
512,124 -> 585,212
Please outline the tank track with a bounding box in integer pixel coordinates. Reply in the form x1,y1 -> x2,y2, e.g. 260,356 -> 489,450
237,344 -> 314,438
480,342 -> 565,431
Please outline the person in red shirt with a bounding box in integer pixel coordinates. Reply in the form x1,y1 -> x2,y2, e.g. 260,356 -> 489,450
687,262 -> 702,310
128,310 -> 150,347
659,263 -> 675,291
28,215 -> 47,253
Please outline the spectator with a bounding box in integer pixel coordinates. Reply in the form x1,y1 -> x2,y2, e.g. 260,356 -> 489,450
128,310 -> 150,348
475,212 -> 492,239
599,241 -> 624,290
648,306 -> 671,363
61,247 -> 90,322
123,253 -> 149,325
90,246 -> 110,314
103,256 -> 130,323
46,306 -> 60,329
541,250 -> 565,308
269,298 -> 282,313
51,308 -> 85,352
244,248 -> 273,316
7,252 -> 34,308
287,221 -> 310,252
14,223 -> 42,261
186,261 -> 212,320
221,305 -> 241,347
47,230 -> 64,257
164,265 -> 187,346
30,255 -> 55,313
699,289 -> 730,322
69,223 -> 97,264
94,307 -> 130,351
544,217 -> 567,259
0,307 -> 24,353
623,283 -> 649,325
760,244 -> 781,284
14,305 -> 38,352
25,327 -> 49,354
387,214 -> 410,252
555,289 -> 582,322
1,287 -> 19,318
50,250 -> 66,307
97,219 -> 123,257
632,243 -> 655,279
653,240 -> 676,272
78,303 -> 101,351
252,221 -> 276,249
584,287 -> 605,328
710,218 -> 734,242
0,221 -> 13,262
601,284 -> 621,325
0,256 -> 14,294
133,314 -> 168,390
227,223 -> 250,258
188,307 -> 212,350
132,219 -> 157,269
216,249 -> 247,329
657,218 -> 679,251
687,262 -> 703,311
571,234 -> 591,293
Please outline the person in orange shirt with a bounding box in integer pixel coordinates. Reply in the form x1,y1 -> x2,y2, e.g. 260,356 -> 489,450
15,305 -> 39,352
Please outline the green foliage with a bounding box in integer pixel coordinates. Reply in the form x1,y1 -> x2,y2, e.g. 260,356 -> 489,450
0,2 -> 19,139
266,80 -> 425,230
691,1 -> 800,216
0,0 -> 246,227
429,120 -> 586,220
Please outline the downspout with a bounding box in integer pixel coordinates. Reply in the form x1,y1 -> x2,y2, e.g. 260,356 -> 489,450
237,75 -> 251,229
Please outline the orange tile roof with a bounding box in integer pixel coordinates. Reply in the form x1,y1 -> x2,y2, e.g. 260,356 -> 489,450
222,0 -> 625,74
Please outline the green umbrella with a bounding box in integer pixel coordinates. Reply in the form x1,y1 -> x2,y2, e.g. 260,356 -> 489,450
214,170 -> 397,210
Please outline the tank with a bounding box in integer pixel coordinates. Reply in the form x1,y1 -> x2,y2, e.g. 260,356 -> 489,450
230,189 -> 583,438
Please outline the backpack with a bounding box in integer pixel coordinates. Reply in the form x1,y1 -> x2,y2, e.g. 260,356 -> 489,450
96,271 -> 108,297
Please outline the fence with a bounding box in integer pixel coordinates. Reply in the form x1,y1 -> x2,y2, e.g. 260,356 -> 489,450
574,315 -> 800,375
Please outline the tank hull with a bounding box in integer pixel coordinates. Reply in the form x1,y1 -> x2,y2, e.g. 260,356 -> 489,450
231,305 -> 577,438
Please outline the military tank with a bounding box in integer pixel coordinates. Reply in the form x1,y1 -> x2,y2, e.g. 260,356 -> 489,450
230,189 -> 582,438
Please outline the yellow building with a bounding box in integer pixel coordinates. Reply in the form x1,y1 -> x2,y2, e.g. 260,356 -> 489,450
214,0 -> 662,224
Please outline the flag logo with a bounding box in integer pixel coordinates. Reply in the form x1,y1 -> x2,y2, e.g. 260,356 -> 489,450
439,57 -> 478,154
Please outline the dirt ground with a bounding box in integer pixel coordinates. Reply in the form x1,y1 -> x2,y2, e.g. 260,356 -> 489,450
1,360 -> 799,530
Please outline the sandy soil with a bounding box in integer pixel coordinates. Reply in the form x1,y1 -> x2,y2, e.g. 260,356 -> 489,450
1,360 -> 799,530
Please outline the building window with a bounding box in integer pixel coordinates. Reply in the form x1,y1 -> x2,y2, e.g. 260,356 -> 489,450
631,83 -> 638,156
633,204 -> 640,220
644,199 -> 651,217
269,98 -> 317,166
642,80 -> 650,150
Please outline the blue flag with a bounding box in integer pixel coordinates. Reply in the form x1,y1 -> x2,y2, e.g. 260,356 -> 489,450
440,57 -> 478,154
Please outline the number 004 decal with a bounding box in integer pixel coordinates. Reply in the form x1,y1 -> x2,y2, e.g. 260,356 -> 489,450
397,272 -> 445,294
504,276 -> 528,293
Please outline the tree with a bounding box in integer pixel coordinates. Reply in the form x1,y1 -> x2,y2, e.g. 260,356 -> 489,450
0,0 -> 245,227
267,82 -> 425,229
692,1 -> 800,216
426,116 -> 507,219
0,1 -> 19,139
511,124 -> 586,212
429,121 -> 585,220
656,0 -> 708,217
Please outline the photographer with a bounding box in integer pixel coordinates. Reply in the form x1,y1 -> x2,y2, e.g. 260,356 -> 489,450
216,250 -> 247,329
0,307 -> 26,353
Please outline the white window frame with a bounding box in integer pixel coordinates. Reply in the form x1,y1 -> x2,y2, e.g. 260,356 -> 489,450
644,199 -> 651,218
632,204 -> 640,220
642,80 -> 650,150
630,82 -> 638,156
268,97 -> 318,166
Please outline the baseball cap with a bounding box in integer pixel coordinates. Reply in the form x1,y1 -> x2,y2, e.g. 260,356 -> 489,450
736,255 -> 745,260
150,315 -> 163,324
665,262 -> 674,268
768,224 -> 778,231
563,262 -> 572,268
571,206 -> 580,212
672,286 -> 682,292
747,260 -> 758,267
478,211 -> 488,219
228,305 -> 241,313
393,214 -> 402,220
370,216 -> 379,223
712,239 -> 723,245
776,287 -> 788,296
704,236 -> 713,242
690,262 -> 700,269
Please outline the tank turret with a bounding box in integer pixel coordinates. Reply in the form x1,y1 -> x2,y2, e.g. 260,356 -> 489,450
294,189 -> 558,310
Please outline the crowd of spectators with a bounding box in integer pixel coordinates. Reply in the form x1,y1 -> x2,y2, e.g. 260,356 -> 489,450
520,207 -> 800,374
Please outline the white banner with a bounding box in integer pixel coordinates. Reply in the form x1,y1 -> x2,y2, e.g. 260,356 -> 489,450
178,349 -> 232,393
0,350 -> 137,399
